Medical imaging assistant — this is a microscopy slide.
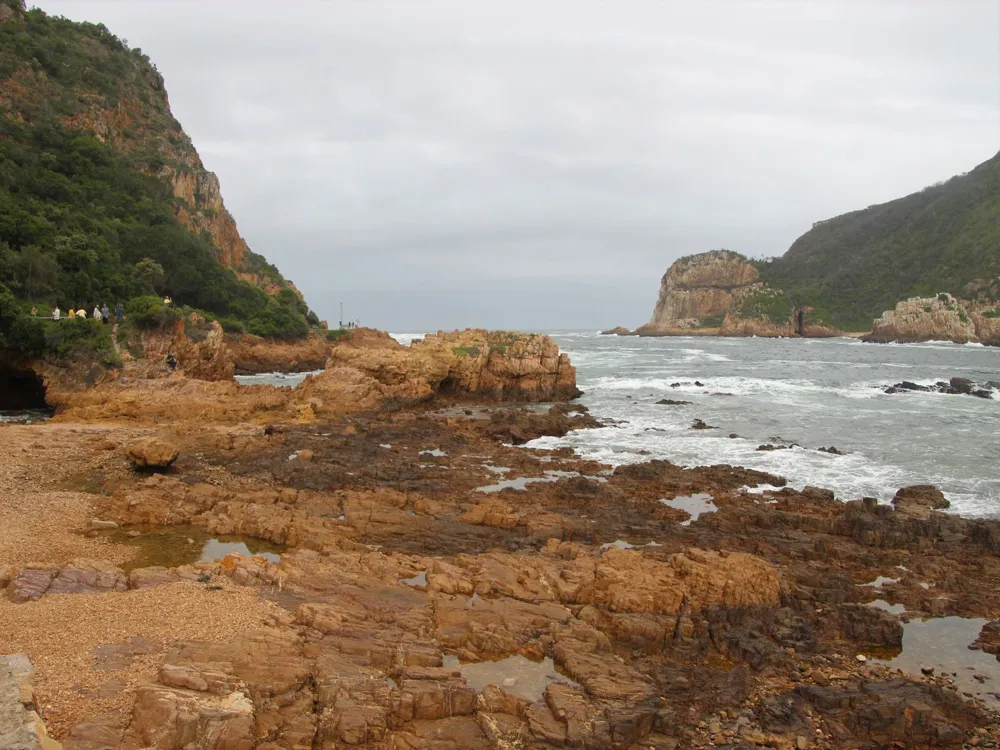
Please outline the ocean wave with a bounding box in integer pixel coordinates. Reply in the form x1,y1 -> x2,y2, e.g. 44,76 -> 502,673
527,427 -> 998,517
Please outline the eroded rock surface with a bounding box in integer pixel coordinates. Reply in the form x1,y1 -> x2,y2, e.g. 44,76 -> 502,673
636,250 -> 762,333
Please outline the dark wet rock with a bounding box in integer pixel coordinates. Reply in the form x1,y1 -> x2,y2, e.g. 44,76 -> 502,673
885,377 -> 996,399
817,446 -> 842,455
950,377 -> 973,394
691,419 -> 716,430
656,399 -> 690,406
970,620 -> 1000,656
485,406 -> 600,445
756,444 -> 790,452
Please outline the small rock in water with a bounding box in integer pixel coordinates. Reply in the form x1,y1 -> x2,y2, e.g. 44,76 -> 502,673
90,519 -> 118,530
855,654 -> 867,663
921,665 -> 935,675
817,446 -> 842,455
691,419 -> 717,430
501,677 -> 518,688
126,530 -> 142,538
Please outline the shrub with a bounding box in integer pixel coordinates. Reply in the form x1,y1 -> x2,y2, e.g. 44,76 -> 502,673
327,328 -> 351,342
125,295 -> 182,330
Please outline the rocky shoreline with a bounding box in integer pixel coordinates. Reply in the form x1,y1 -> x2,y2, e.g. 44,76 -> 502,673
2,331 -> 1000,749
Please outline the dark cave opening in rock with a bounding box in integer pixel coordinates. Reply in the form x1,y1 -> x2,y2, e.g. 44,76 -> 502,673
0,366 -> 49,411
796,309 -> 805,336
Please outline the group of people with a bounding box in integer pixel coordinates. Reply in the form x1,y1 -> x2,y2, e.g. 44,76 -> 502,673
342,319 -> 361,329
48,302 -> 124,324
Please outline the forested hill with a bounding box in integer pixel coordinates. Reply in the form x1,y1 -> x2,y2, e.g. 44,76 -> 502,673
0,0 -> 317,346
755,151 -> 1000,330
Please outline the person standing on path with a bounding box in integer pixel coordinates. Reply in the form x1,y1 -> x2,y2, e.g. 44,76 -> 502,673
115,301 -> 123,322
52,306 -> 60,320
92,305 -> 101,320
101,303 -> 109,324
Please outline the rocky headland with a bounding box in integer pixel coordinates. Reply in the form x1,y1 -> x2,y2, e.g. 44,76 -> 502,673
2,330 -> 1000,749
627,251 -> 840,339
863,293 -> 1000,346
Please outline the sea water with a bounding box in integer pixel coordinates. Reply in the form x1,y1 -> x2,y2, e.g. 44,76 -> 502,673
520,333 -> 1000,518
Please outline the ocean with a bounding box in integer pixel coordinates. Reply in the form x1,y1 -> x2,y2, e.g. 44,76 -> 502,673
536,332 -> 1000,518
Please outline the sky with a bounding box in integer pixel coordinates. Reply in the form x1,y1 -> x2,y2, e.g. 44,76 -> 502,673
40,0 -> 1000,331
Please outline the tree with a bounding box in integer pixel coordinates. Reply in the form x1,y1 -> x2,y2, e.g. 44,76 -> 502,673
132,257 -> 164,295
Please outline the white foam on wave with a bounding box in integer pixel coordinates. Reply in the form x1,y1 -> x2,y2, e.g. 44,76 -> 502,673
527,425 -> 996,516
389,332 -> 426,346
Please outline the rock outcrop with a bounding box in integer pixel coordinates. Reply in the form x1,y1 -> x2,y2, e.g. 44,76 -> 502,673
45,328 -> 580,423
125,438 -> 180,469
864,294 -> 977,344
227,332 -> 332,375
865,293 -> 1000,345
636,250 -> 762,334
0,653 -> 60,750
318,329 -> 580,404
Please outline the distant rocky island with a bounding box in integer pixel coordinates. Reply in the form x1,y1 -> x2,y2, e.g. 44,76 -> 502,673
607,151 -> 1000,344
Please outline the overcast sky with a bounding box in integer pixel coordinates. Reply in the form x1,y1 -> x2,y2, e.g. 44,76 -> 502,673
41,0 -> 1000,331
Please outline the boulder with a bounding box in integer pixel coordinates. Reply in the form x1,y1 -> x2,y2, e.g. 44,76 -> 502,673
126,438 -> 179,469
892,485 -> 950,518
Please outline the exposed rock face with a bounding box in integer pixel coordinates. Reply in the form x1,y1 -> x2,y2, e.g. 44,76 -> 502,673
719,312 -> 794,338
138,315 -> 236,382
321,329 -> 580,405
46,328 -> 580,423
125,438 -> 179,469
226,332 -> 331,375
6,562 -> 128,603
864,294 -> 977,344
636,250 -> 762,333
0,653 -> 59,750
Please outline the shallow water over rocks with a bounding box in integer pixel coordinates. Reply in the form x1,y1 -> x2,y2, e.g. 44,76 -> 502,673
98,525 -> 285,571
442,654 -> 576,702
875,616 -> 1000,708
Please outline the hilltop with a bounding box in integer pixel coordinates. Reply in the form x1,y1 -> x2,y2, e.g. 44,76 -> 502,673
756,151 -> 1000,331
0,0 -> 317,357
628,151 -> 1000,339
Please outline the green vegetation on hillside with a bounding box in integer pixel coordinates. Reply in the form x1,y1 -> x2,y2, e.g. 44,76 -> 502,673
0,2 -> 312,355
737,289 -> 793,325
755,152 -> 1000,330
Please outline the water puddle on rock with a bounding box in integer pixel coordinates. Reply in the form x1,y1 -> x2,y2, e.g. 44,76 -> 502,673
863,576 -> 901,588
443,654 -> 576,702
868,600 -> 906,615
660,493 -> 717,525
874,616 -> 1000,708
400,570 -> 427,588
475,470 -> 580,493
419,449 -> 447,457
98,526 -> 285,572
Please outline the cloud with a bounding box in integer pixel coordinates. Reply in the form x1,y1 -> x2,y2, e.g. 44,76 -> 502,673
39,0 -> 1000,329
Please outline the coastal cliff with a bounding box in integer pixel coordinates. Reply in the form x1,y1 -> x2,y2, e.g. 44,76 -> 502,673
634,250 -> 762,334
633,251 -> 839,338
0,0 -> 314,352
